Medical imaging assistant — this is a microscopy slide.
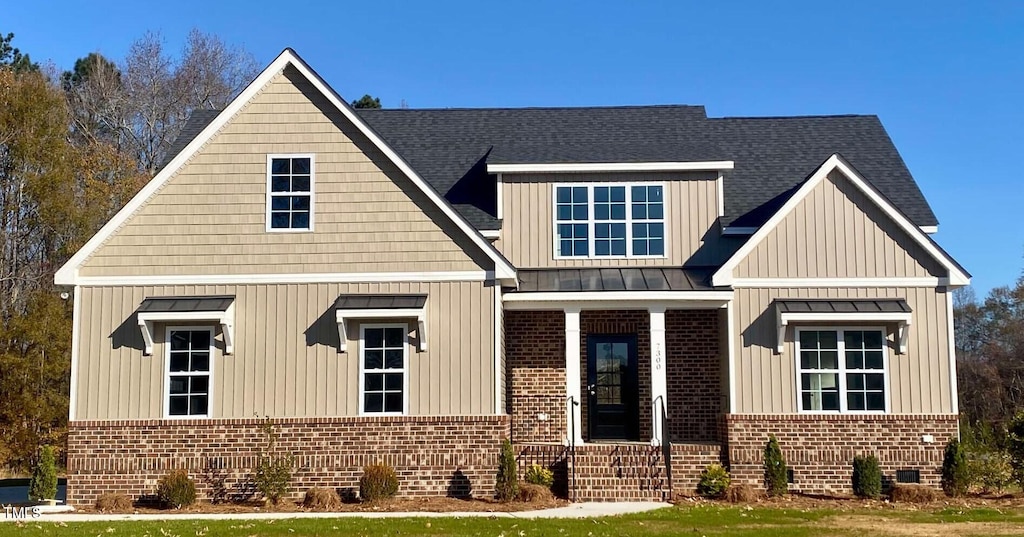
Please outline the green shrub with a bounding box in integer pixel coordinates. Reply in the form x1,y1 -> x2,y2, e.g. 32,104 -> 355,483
254,417 -> 293,504
495,439 -> 519,502
1007,411 -> 1024,490
763,435 -> 788,497
942,439 -> 970,497
157,469 -> 196,509
359,462 -> 399,502
963,423 -> 1012,493
852,455 -> 882,499
28,446 -> 57,501
524,463 -> 554,487
697,463 -> 731,498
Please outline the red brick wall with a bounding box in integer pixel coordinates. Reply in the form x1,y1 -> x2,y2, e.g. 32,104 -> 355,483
580,311 -> 651,441
570,442 -> 723,501
725,414 -> 959,494
665,310 -> 721,442
66,415 -> 508,507
505,310 -> 566,443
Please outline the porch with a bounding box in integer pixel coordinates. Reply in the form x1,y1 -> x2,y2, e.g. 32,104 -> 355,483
503,268 -> 732,499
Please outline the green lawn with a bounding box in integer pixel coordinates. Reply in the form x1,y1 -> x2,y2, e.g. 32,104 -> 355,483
3,505 -> 1024,537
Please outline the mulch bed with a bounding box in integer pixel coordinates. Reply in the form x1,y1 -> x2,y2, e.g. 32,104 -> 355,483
673,490 -> 1024,511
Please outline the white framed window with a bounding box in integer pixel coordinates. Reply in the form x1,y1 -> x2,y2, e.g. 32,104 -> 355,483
795,327 -> 889,413
553,183 -> 666,259
359,323 -> 408,415
164,326 -> 213,418
266,154 -> 314,231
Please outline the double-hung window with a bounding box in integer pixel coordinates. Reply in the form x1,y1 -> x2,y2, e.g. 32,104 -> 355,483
166,327 -> 212,417
554,183 -> 665,258
267,155 -> 313,231
360,324 -> 407,415
797,328 -> 887,413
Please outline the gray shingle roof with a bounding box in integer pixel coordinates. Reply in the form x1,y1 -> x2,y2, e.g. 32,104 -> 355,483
138,295 -> 235,312
157,109 -> 221,172
161,105 -> 938,232
516,267 -> 722,293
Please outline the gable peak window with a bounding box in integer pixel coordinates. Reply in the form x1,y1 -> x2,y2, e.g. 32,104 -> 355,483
267,155 -> 314,231
554,183 -> 665,259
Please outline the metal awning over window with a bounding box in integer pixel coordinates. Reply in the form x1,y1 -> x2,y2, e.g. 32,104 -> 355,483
137,295 -> 235,355
774,299 -> 912,354
335,294 -> 427,352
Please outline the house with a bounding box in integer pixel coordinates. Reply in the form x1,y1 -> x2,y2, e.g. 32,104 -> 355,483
56,49 -> 969,505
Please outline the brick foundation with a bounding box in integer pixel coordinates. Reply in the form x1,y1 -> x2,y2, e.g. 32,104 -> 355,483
725,414 -> 959,494
66,415 -> 508,507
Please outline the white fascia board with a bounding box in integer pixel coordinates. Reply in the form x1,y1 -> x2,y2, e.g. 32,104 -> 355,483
73,271 -> 491,287
503,290 -> 734,302
336,308 -> 427,352
732,277 -> 943,288
55,48 -> 516,285
711,154 -> 970,288
480,230 -> 500,239
137,304 -> 235,355
486,161 -> 735,174
920,225 -> 938,234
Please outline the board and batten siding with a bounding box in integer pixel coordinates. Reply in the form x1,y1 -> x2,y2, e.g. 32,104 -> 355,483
78,66 -> 490,277
734,171 -> 946,279
74,281 -> 495,420
496,171 -> 732,268
732,286 -> 953,415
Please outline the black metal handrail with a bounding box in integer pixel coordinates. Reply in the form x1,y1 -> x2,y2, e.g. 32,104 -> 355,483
655,395 -> 672,500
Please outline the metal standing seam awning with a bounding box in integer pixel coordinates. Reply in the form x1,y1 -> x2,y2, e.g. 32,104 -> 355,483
136,295 -> 235,355
335,294 -> 428,352
774,299 -> 913,354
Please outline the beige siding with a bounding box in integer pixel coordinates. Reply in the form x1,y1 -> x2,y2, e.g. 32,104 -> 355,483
496,172 -> 732,268
735,171 -> 945,279
732,286 -> 952,414
75,281 -> 495,420
79,66 -> 490,277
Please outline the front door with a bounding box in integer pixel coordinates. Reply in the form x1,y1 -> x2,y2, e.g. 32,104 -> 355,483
586,334 -> 640,441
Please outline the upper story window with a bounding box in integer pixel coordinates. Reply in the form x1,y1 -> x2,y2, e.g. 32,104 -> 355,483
267,155 -> 314,231
796,328 -> 888,413
554,183 -> 665,259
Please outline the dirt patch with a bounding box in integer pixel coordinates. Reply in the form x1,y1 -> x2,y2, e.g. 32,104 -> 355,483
675,491 -> 1024,513
71,495 -> 567,515
825,514 -> 1024,537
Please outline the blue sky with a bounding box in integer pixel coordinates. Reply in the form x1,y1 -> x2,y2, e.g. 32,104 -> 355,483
7,1 -> 1022,294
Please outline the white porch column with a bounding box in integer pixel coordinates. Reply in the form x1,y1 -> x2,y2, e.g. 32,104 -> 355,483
649,306 -> 668,445
565,307 -> 584,445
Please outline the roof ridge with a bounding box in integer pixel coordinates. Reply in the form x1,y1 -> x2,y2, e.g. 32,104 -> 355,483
356,104 -> 706,112
711,113 -> 877,120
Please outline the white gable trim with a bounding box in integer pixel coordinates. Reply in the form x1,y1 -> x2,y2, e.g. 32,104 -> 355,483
711,154 -> 969,288
54,48 -> 516,286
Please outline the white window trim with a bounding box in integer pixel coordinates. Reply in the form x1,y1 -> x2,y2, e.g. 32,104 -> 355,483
794,326 -> 891,415
266,153 -> 315,233
777,311 -> 912,354
336,308 -> 426,353
163,325 -> 215,419
138,304 -> 235,356
551,182 -> 669,260
358,323 -> 410,416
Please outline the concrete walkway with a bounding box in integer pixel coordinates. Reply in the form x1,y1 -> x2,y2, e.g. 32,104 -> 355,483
2,502 -> 669,522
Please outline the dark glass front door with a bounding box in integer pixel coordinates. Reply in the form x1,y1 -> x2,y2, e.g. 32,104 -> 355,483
586,334 -> 640,441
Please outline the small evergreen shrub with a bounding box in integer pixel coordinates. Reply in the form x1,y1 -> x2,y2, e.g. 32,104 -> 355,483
495,439 -> 519,502
696,463 -> 731,498
852,455 -> 882,499
95,493 -> 133,512
763,435 -> 788,497
359,462 -> 399,502
962,422 -> 1012,493
524,463 -> 554,487
157,469 -> 196,509
941,439 -> 970,497
28,445 -> 58,501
